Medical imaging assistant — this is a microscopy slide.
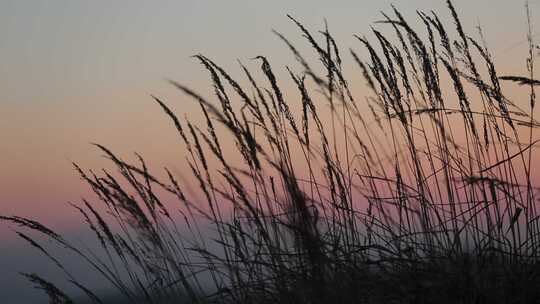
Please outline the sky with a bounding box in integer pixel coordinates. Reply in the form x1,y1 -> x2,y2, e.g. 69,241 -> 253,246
1,0 -> 539,302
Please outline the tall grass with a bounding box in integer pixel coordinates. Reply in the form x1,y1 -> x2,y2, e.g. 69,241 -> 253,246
3,1 -> 540,303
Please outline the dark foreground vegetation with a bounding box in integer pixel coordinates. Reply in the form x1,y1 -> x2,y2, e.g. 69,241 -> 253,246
3,1 -> 540,303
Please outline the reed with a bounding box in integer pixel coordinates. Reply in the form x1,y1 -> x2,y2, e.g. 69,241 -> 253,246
3,1 -> 540,303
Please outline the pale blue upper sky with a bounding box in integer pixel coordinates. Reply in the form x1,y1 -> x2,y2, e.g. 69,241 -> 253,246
1,0 -> 535,104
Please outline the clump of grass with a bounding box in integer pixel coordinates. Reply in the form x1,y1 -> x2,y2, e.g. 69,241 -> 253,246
3,1 -> 540,303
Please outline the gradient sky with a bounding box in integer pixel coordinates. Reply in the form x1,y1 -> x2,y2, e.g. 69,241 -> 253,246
1,0 -> 539,302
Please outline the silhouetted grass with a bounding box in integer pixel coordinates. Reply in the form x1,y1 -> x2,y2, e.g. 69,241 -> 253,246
3,1 -> 540,303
